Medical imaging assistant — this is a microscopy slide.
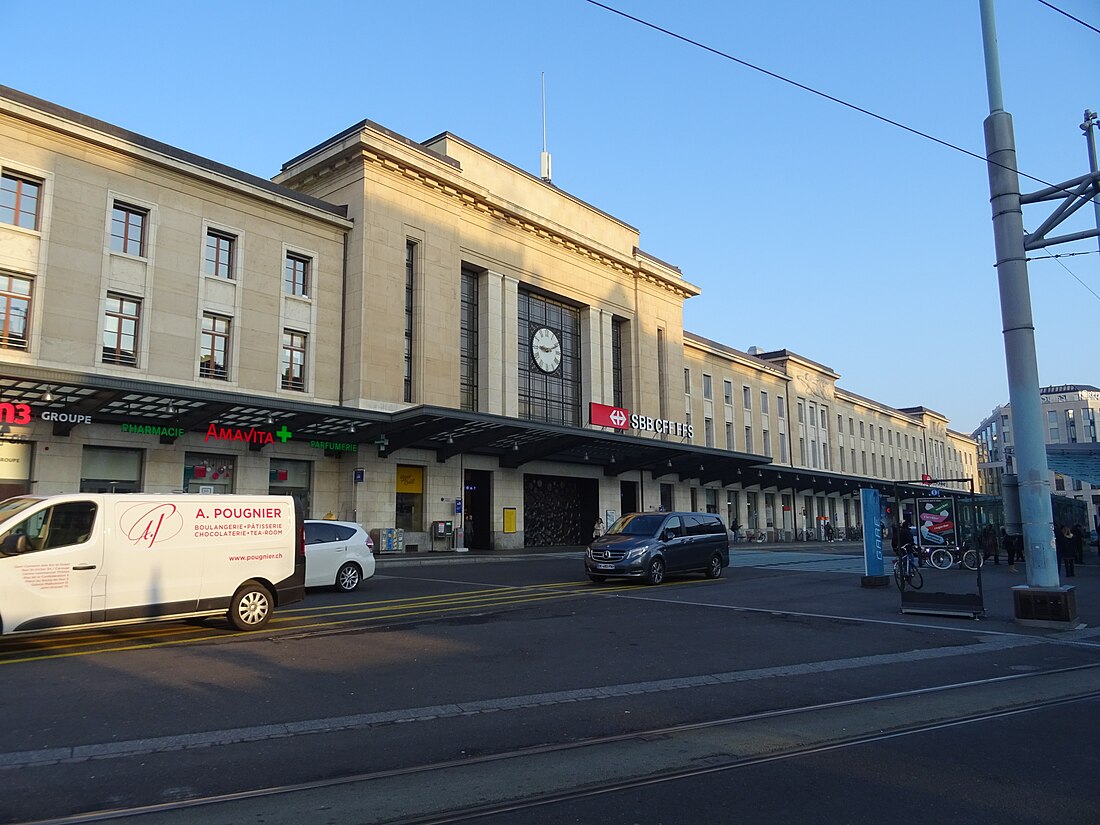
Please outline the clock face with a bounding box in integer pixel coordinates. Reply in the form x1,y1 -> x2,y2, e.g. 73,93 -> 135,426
531,326 -> 562,373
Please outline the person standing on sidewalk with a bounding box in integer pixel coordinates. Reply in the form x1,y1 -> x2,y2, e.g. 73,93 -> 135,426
1071,524 -> 1085,565
1056,525 -> 1076,578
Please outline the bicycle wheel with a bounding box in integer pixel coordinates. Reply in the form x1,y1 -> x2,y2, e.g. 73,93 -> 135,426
962,549 -> 982,571
929,549 -> 953,571
908,564 -> 924,590
893,558 -> 904,591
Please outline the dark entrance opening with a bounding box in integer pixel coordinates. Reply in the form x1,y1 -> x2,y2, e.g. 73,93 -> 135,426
620,479 -> 638,516
463,469 -> 492,550
523,473 -> 598,546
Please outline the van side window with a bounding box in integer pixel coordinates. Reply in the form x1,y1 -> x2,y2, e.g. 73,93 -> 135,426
43,502 -> 97,549
664,516 -> 683,538
0,502 -> 97,555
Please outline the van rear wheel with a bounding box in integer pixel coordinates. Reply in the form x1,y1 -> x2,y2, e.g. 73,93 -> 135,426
228,581 -> 273,631
705,553 -> 723,579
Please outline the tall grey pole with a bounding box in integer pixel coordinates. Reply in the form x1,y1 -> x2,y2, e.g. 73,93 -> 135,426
1082,109 -> 1100,257
979,0 -> 1057,587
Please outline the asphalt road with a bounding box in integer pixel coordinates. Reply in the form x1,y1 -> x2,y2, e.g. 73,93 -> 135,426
1,548 -> 1098,824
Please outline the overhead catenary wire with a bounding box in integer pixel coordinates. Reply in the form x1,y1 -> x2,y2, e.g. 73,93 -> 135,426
582,0 -> 1100,208
583,0 -> 1100,300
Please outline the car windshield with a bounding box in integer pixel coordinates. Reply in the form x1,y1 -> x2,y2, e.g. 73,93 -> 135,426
606,513 -> 665,537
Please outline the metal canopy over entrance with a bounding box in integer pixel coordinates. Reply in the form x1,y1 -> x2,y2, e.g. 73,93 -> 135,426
0,366 -> 957,498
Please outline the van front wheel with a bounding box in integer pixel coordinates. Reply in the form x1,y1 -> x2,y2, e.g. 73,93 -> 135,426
644,557 -> 665,585
229,581 -> 273,631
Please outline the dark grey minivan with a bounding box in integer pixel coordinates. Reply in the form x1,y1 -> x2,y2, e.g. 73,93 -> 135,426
585,511 -> 731,585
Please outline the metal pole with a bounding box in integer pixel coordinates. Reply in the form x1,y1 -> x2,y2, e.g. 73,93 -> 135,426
979,0 -> 1058,587
1081,109 -> 1100,258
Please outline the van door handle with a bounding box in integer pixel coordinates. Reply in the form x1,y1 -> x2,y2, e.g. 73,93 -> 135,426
72,564 -> 97,570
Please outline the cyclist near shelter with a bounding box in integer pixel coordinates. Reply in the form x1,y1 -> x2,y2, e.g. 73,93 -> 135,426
891,518 -> 913,557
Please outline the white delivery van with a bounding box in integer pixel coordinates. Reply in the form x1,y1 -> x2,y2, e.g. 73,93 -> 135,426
0,494 -> 305,635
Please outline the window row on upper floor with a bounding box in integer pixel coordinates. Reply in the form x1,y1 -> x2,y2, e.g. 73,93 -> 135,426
0,271 -> 310,392
2,169 -> 318,299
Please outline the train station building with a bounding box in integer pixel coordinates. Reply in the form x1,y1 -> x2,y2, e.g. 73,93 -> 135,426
0,85 -> 979,550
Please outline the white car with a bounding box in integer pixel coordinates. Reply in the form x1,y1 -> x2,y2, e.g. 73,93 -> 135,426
304,520 -> 376,592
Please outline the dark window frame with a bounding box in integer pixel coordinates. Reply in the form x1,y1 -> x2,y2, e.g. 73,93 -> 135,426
204,230 -> 236,279
0,172 -> 42,230
110,202 -> 147,257
0,272 -> 31,351
199,313 -> 230,380
281,329 -> 307,392
102,293 -> 141,366
285,252 -> 310,297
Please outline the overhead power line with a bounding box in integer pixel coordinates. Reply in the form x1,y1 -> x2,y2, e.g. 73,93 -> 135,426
582,0 -> 1099,207
1037,1 -> 1100,35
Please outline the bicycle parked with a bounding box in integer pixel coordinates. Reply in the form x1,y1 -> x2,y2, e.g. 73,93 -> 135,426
928,543 -> 982,571
892,543 -> 924,591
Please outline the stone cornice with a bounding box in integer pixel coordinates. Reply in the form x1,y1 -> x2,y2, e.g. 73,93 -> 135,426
285,135 -> 700,300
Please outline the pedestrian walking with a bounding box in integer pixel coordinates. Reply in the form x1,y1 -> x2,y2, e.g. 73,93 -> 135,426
1004,530 -> 1022,573
824,521 -> 834,542
981,525 -> 1000,564
1056,525 -> 1076,578
1071,524 -> 1085,564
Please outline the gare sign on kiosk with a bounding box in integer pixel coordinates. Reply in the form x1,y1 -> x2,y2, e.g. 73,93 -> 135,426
589,403 -> 693,439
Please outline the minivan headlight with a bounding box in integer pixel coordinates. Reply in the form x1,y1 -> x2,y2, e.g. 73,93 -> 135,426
625,544 -> 651,558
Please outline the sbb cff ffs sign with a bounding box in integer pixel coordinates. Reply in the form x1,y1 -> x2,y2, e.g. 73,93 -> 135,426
590,402 -> 629,430
589,403 -> 694,438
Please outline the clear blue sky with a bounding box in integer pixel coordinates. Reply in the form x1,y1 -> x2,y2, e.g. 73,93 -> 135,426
7,1 -> 1097,432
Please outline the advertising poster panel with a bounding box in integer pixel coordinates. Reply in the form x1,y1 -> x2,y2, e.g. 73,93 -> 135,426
917,497 -> 957,547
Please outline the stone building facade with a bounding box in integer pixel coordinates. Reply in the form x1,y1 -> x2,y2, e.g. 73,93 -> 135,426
0,85 -> 978,550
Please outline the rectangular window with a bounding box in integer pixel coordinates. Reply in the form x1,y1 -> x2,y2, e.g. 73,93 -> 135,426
684,368 -> 691,395
725,422 -> 733,450
779,434 -> 788,463
872,453 -> 878,475
110,202 -> 147,256
1066,409 -> 1077,444
760,391 -> 769,415
1,173 -> 41,230
0,272 -> 31,350
777,395 -> 785,419
724,380 -> 733,406
657,328 -> 667,420
284,252 -> 310,296
743,386 -> 752,409
461,267 -> 479,411
762,429 -> 771,458
1047,409 -> 1059,442
204,230 -> 235,279
839,446 -> 846,471
704,417 -> 714,448
611,318 -> 623,408
281,330 -> 307,391
745,426 -> 753,453
199,314 -> 230,380
405,241 -> 415,403
102,293 -> 140,366
859,421 -> 865,438
797,401 -> 805,423
702,374 -> 712,400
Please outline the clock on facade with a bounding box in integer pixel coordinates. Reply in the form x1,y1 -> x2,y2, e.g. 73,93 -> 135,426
530,326 -> 562,373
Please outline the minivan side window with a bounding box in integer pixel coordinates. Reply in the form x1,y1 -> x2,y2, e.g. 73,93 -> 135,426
664,516 -> 683,538
0,501 -> 97,555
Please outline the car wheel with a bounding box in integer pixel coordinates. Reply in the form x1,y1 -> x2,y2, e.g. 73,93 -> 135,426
335,562 -> 363,592
705,553 -> 723,579
644,557 -> 665,585
228,581 -> 273,631
588,574 -> 607,583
